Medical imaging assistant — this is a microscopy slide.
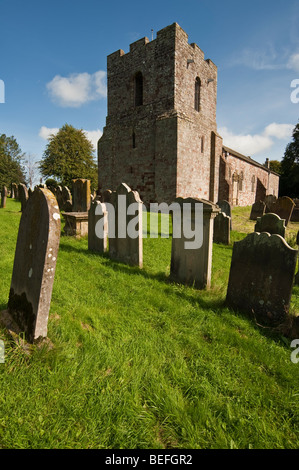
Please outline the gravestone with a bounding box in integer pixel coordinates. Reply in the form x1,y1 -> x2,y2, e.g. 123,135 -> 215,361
12,183 -> 19,199
0,188 -> 61,343
18,183 -> 28,212
226,232 -> 298,326
271,196 -> 295,226
255,213 -> 286,237
291,198 -> 299,222
88,199 -> 108,253
216,200 -> 232,229
170,198 -> 220,289
62,186 -> 72,212
1,186 -> 7,208
72,179 -> 91,212
108,183 -> 143,267
264,194 -> 277,213
213,212 -> 231,245
11,183 -> 16,199
249,200 -> 265,220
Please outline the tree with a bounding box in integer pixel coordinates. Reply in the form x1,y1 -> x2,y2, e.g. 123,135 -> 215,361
279,122 -> 299,197
39,124 -> 98,190
0,133 -> 26,189
269,160 -> 281,175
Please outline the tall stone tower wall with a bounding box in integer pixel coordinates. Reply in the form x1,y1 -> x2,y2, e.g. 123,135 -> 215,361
98,23 -> 221,205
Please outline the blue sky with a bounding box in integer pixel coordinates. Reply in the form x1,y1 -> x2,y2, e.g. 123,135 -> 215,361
1,0 -> 299,184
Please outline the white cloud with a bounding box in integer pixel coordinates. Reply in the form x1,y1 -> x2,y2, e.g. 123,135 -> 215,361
39,126 -> 59,140
83,129 -> 102,150
219,122 -> 293,156
263,123 -> 294,139
39,126 -> 102,150
287,52 -> 299,72
46,70 -> 107,107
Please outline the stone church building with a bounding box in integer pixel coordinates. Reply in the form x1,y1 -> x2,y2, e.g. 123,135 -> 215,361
98,22 -> 279,206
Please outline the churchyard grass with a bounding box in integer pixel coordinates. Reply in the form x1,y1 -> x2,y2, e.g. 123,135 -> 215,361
0,199 -> 298,449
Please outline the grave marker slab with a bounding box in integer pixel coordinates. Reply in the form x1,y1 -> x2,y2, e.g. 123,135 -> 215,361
226,232 -> 298,326
1,186 -> 7,208
291,198 -> 299,222
213,212 -> 231,245
18,183 -> 28,212
0,188 -> 61,343
88,199 -> 108,253
170,198 -> 220,289
249,201 -> 265,220
109,183 -> 143,267
72,179 -> 91,212
271,196 -> 295,226
216,200 -> 232,229
264,195 -> 277,213
255,213 -> 286,237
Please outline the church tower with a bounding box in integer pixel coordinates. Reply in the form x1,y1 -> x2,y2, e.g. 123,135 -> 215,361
98,23 -> 223,204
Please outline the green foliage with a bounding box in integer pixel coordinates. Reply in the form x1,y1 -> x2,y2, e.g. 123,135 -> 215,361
45,178 -> 59,188
279,122 -> 299,197
269,160 -> 281,175
39,124 -> 98,190
0,133 -> 26,190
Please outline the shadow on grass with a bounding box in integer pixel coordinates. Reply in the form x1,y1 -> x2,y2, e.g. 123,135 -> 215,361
58,237 -> 297,346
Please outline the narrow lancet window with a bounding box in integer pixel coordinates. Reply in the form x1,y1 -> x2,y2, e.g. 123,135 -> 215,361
195,77 -> 201,111
135,72 -> 143,107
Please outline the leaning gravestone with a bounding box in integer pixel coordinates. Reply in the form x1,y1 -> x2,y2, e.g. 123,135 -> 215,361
170,198 -> 220,289
72,179 -> 91,212
108,183 -> 143,268
18,183 -> 29,212
249,200 -> 266,220
271,196 -> 295,226
0,188 -> 61,343
213,212 -> 231,245
88,199 -> 108,253
216,200 -> 232,229
255,213 -> 286,238
1,186 -> 7,208
226,232 -> 298,326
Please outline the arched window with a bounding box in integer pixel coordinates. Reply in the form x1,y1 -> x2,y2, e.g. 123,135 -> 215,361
134,72 -> 143,107
195,77 -> 201,111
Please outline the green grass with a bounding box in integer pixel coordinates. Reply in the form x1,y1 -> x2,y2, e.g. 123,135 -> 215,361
0,199 -> 298,449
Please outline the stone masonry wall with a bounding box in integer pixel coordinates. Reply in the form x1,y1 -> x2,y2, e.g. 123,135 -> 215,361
219,150 -> 280,206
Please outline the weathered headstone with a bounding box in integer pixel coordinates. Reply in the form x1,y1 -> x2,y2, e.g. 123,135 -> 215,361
249,200 -> 266,220
11,183 -> 16,199
18,183 -> 28,212
0,188 -> 61,343
213,211 -> 231,245
255,213 -> 286,238
62,186 -> 72,212
1,186 -> 7,208
88,199 -> 108,253
216,200 -> 232,229
264,194 -> 277,213
291,198 -> 299,222
108,183 -> 143,267
72,179 -> 91,212
170,198 -> 220,289
226,232 -> 298,326
271,196 -> 295,226
12,183 -> 19,200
